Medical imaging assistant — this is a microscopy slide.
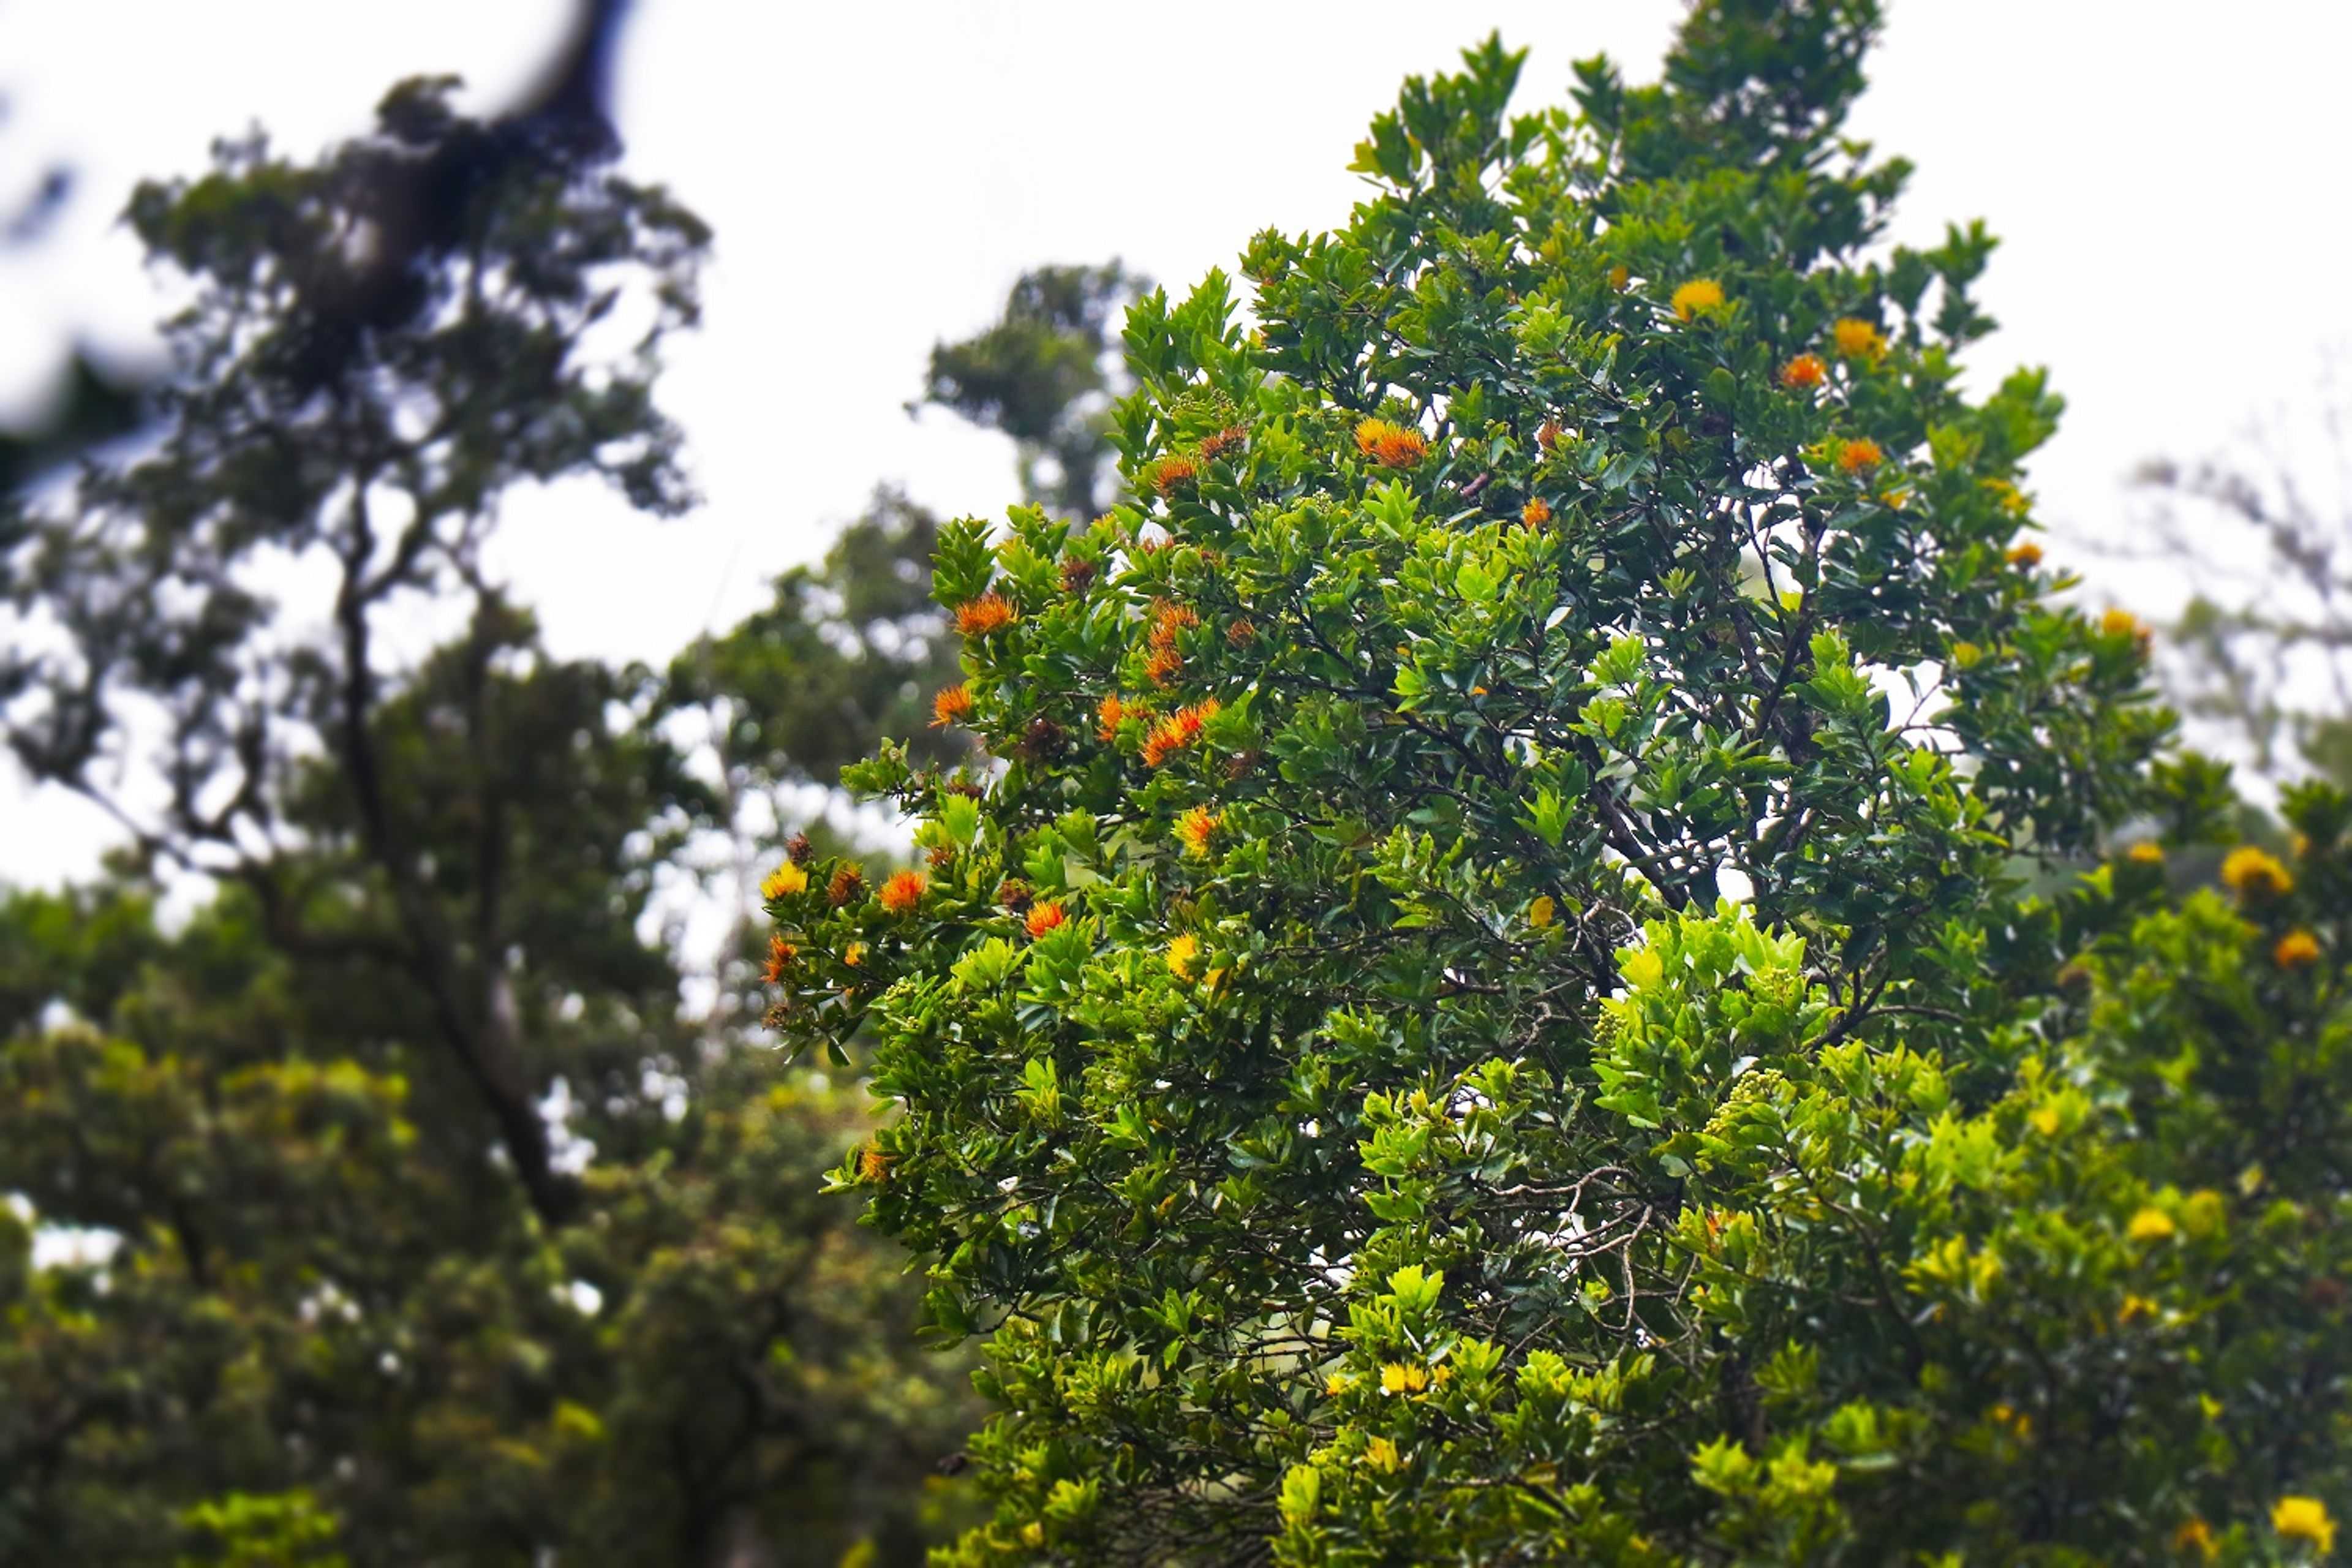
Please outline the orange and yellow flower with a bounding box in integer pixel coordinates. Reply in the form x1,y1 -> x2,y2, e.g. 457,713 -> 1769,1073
878,869 -> 927,915
827,865 -> 864,907
1838,438 -> 1885,475
1143,700 -> 1219,767
1025,901 -> 1066,940
1098,693 -> 1134,742
1166,932 -> 1201,980
761,861 -> 809,900
954,592 -> 1016,638
2007,540 -> 2044,569
1146,453 -> 1200,494
1521,498 -> 1553,528
2276,929 -> 2323,970
1177,804 -> 1219,857
761,935 -> 796,986
2100,607 -> 2148,643
1779,353 -> 1827,390
931,682 -> 974,728
1355,418 -> 1429,469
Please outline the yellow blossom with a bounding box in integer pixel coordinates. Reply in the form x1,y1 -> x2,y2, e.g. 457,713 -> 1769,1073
2275,1496 -> 2337,1554
1364,1436 -> 1402,1472
1671,278 -> 1725,320
1831,317 -> 1885,358
2029,1104 -> 2064,1137
2173,1518 -> 2217,1558
760,861 -> 809,900
2006,540 -> 2044,568
1529,895 -> 1556,929
2222,845 -> 2294,900
1521,497 -> 1552,528
1379,1362 -> 1430,1395
1166,933 -> 1201,981
2100,607 -> 2147,642
2127,841 -> 2166,865
2127,1206 -> 2177,1243
1355,418 -> 1428,469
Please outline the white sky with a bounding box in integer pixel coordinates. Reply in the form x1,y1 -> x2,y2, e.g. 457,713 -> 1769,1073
4,0 -> 2350,884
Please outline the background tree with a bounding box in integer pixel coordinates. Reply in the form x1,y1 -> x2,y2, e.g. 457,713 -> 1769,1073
771,2 -> 2352,1560
921,262 -> 1146,521
2125,366 -> 2352,790
0,80 -> 978,1566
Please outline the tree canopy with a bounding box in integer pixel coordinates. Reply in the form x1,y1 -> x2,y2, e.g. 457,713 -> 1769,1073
770,2 -> 2352,1561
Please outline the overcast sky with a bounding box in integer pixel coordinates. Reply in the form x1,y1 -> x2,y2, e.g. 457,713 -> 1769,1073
4,0 -> 2350,884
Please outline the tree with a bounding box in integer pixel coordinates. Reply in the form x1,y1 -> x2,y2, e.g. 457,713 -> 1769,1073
0,81 -> 973,1564
771,3 -> 2352,1560
2127,366 -> 2352,790
922,262 -> 1148,521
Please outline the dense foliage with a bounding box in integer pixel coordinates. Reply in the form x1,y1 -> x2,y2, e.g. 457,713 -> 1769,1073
772,2 -> 2352,1561
0,82 -> 981,1565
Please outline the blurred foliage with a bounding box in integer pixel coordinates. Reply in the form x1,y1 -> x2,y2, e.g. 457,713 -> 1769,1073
0,78 -> 978,1566
922,262 -> 1147,520
2131,379 -> 2352,790
771,1 -> 2352,1560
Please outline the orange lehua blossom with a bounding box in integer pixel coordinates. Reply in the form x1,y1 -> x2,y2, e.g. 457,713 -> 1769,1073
2275,929 -> 2323,970
877,869 -> 927,915
1147,453 -> 1200,495
761,935 -> 796,986
1025,901 -> 1067,940
1779,352 -> 1828,390
1097,694 -> 1134,742
954,592 -> 1016,638
1521,498 -> 1552,527
2221,845 -> 2294,900
1148,600 -> 1199,650
2006,541 -> 2043,568
858,1141 -> 892,1184
1838,438 -> 1885,475
1355,418 -> 1428,469
931,682 -> 974,727
1142,700 -> 1219,767
1177,804 -> 1219,856
1145,645 -> 1185,687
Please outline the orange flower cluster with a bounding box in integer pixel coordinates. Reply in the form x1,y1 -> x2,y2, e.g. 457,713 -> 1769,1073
858,1142 -> 891,1183
1177,804 -> 1219,857
761,935 -> 796,986
1146,453 -> 1200,495
954,592 -> 1016,638
1025,901 -> 1066,940
2006,541 -> 2043,569
1142,699 -> 1219,767
1521,498 -> 1552,528
1226,617 -> 1256,647
931,682 -> 974,727
1097,693 -> 1137,742
1197,424 -> 1248,462
1779,353 -> 1826,390
878,869 -> 927,915
2275,928 -> 2323,970
1355,418 -> 1428,469
1145,646 -> 1184,687
1838,438 -> 1885,475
